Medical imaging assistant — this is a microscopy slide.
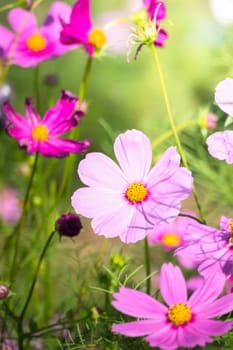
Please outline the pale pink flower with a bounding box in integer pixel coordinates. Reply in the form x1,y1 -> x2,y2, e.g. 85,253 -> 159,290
207,78 -> 233,163
176,215 -> 233,278
71,129 -> 193,243
112,263 -> 233,350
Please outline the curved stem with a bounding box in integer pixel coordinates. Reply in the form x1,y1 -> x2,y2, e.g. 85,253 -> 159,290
144,236 -> 151,295
152,120 -> 196,149
10,153 -> 39,282
150,45 -> 205,223
17,231 -> 56,350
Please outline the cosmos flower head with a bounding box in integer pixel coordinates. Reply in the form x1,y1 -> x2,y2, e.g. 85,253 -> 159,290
112,263 -> 233,350
207,78 -> 233,163
60,0 -> 107,57
0,2 -> 72,67
71,129 -> 193,243
4,90 -> 90,157
176,215 -> 233,278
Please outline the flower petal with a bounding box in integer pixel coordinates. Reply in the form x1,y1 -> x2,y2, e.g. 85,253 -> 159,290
190,320 -> 233,337
206,130 -> 233,164
0,24 -> 14,54
144,324 -> 177,349
4,102 -> 28,129
112,287 -> 167,318
112,319 -> 166,337
43,90 -> 77,129
197,292 -> 233,318
45,138 -> 90,155
188,272 -> 226,309
71,187 -> 127,219
160,263 -> 187,305
25,97 -> 41,126
114,129 -> 152,182
177,325 -> 211,348
215,77 -> 233,115
78,152 -> 127,188
8,8 -> 37,33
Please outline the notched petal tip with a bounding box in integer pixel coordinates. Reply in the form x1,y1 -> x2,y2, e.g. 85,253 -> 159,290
61,89 -> 78,102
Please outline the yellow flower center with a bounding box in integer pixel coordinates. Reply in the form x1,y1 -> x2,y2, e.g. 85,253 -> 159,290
32,125 -> 49,141
161,233 -> 181,247
168,303 -> 192,326
88,28 -> 106,49
125,182 -> 148,204
26,33 -> 47,52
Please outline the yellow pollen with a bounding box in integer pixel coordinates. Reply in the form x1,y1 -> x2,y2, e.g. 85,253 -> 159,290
26,33 -> 47,52
125,182 -> 148,204
168,303 -> 192,326
32,125 -> 49,141
161,233 -> 181,247
229,220 -> 233,233
88,28 -> 106,49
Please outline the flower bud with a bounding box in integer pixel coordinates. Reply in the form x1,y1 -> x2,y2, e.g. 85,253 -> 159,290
55,213 -> 82,237
0,284 -> 9,299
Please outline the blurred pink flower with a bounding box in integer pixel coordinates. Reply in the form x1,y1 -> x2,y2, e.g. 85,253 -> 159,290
60,0 -> 107,56
112,263 -> 233,349
4,90 -> 90,157
207,78 -> 233,163
176,215 -> 233,278
71,129 -> 193,243
0,186 -> 21,224
0,2 -> 72,67
199,112 -> 217,130
148,213 -> 198,269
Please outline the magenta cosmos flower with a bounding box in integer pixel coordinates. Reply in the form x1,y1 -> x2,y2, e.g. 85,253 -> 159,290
60,0 -> 107,56
176,215 -> 233,277
207,78 -> 233,163
112,263 -> 233,350
142,0 -> 168,47
0,2 -> 72,67
4,91 -> 90,157
71,129 -> 193,243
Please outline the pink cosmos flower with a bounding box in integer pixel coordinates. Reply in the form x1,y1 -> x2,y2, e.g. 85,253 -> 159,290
0,2 -> 72,67
60,0 -> 107,56
112,263 -> 233,350
4,91 -> 90,157
148,213 -> 198,269
0,186 -> 21,224
207,78 -> 233,163
176,215 -> 233,278
71,129 -> 193,243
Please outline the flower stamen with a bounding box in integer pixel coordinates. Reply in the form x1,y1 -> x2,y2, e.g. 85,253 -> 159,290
32,125 -> 49,141
88,28 -> 106,49
26,33 -> 47,52
125,182 -> 148,204
168,303 -> 192,326
161,233 -> 181,247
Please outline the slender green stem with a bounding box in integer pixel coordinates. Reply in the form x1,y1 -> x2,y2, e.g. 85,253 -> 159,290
17,231 -> 56,350
56,57 -> 93,201
144,236 -> 151,295
150,45 -> 205,223
77,56 -> 93,107
152,120 -> 196,149
10,153 -> 39,282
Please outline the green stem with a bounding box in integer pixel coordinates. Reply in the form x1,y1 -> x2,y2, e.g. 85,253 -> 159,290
17,231 -> 56,350
56,56 -> 93,202
152,120 -> 196,150
144,236 -> 151,295
150,45 -> 205,223
10,153 -> 39,282
78,56 -> 93,107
